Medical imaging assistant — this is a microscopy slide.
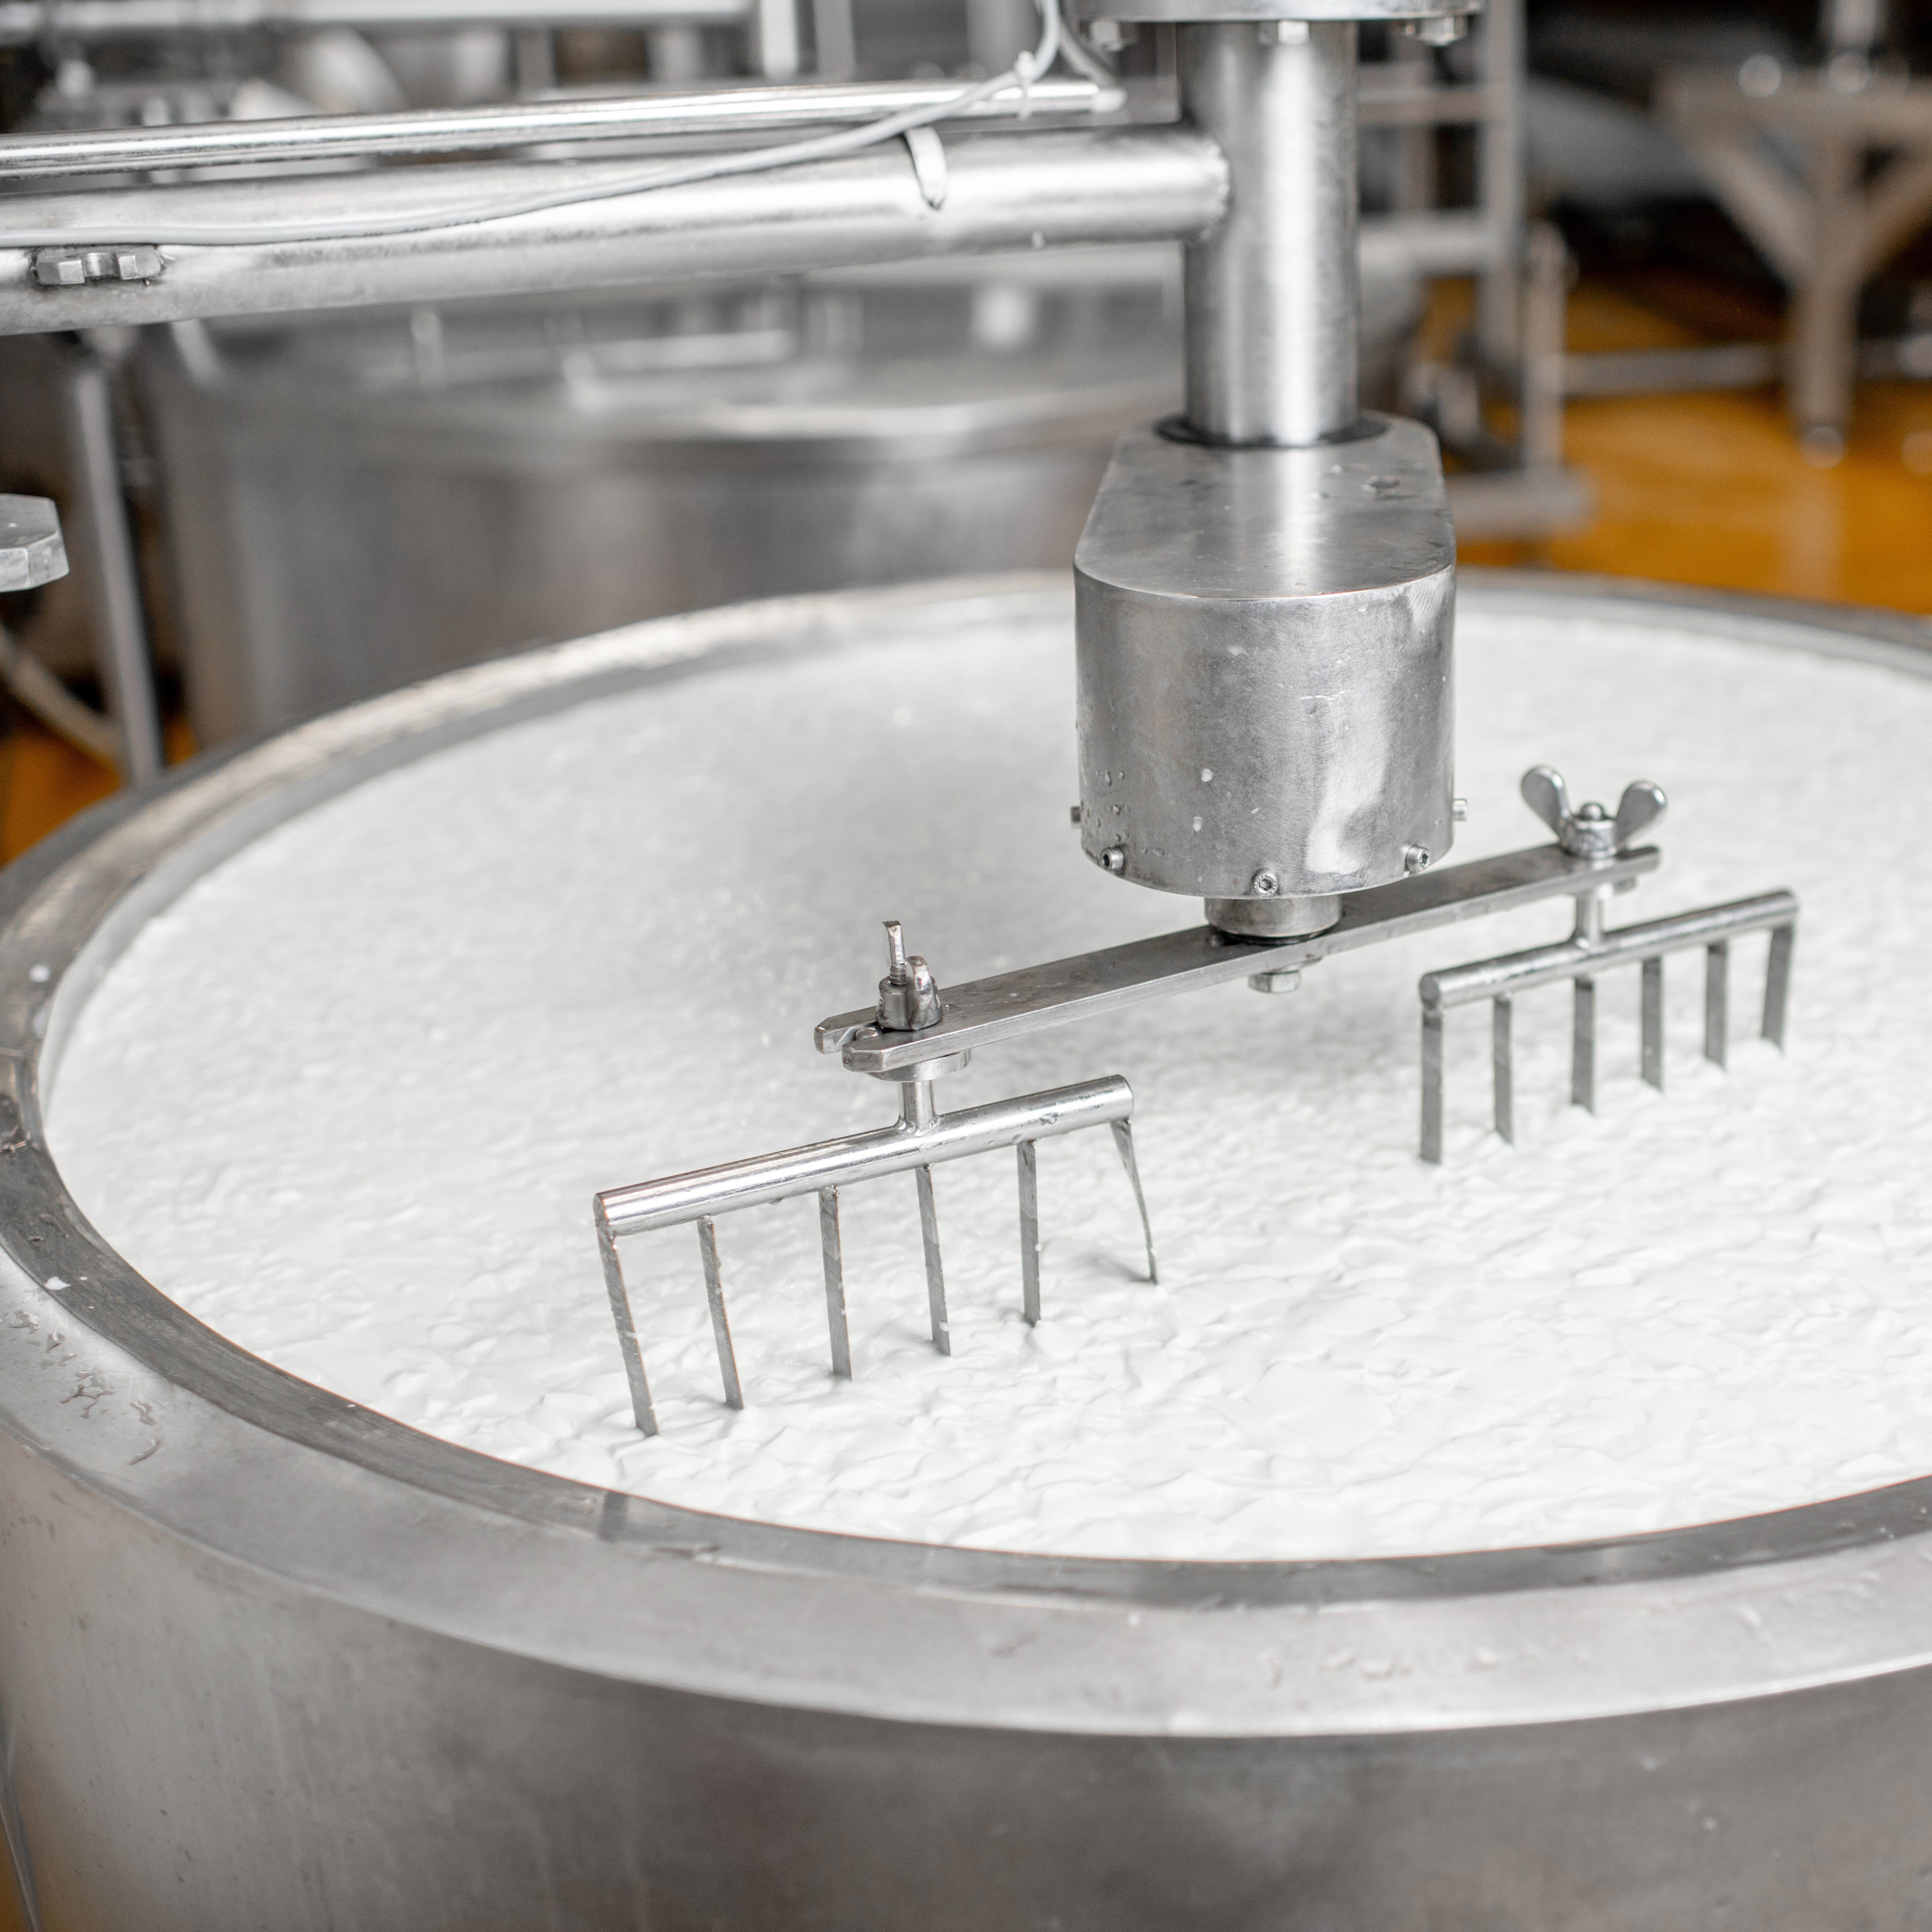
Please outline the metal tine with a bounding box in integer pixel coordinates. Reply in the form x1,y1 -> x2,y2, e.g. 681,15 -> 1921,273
914,1166 -> 950,1355
596,1203 -> 658,1437
1641,956 -> 1664,1091
1572,976 -> 1597,1113
1491,995 -> 1514,1144
1109,1118 -> 1159,1283
696,1215 -> 744,1410
819,1186 -> 851,1379
1017,1141 -> 1041,1326
1762,922 -> 1795,1049
1420,1006 -> 1445,1165
1705,939 -> 1730,1068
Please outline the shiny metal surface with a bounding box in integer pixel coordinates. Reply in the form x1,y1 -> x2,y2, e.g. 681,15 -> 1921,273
1074,413 -> 1455,904
0,0 -> 747,37
597,1075 -> 1145,1428
3,576 -> 1932,1926
1418,888 -> 1801,1163
1178,20 -> 1360,445
0,125 -> 1228,334
0,76 -> 1119,181
818,838 -> 1659,1075
138,273 -> 1184,741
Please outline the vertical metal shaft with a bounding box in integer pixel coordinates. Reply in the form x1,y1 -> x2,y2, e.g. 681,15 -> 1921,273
1420,1005 -> 1444,1164
595,1203 -> 657,1436
1571,976 -> 1596,1112
1178,20 -> 1360,445
1762,923 -> 1795,1049
914,1168 -> 949,1354
1705,940 -> 1730,1068
696,1215 -> 744,1408
1491,995 -> 1514,1143
1109,1119 -> 1159,1284
1017,1141 -> 1041,1325
61,347 -> 164,784
818,1186 -> 851,1378
1641,955 -> 1665,1090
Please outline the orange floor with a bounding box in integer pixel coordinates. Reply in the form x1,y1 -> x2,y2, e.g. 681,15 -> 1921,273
3,275 -> 1929,868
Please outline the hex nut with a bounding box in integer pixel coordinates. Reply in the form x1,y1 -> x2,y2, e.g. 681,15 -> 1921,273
0,496 -> 67,594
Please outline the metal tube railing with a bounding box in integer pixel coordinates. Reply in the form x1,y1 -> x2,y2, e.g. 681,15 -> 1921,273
0,76 -> 1118,180
0,125 -> 1228,333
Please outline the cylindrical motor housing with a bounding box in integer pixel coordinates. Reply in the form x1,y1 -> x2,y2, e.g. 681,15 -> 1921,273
1074,415 -> 1455,910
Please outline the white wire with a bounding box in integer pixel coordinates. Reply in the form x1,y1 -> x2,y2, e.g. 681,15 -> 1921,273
0,1 -> 1063,251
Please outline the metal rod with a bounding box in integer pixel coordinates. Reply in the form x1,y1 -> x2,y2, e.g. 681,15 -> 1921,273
1641,955 -> 1664,1090
1419,890 -> 1798,1012
1420,1005 -> 1444,1165
0,77 -> 1116,181
825,842 -> 1662,1075
1572,975 -> 1596,1112
0,127 -> 1223,335
818,1186 -> 850,1378
60,348 -> 163,784
1017,1141 -> 1041,1326
0,0 -> 749,39
1763,922 -> 1795,1048
914,1167 -> 949,1355
696,1215 -> 744,1408
1178,18 -> 1359,444
1492,994 -> 1513,1142
599,1076 -> 1136,1238
595,1202 -> 658,1435
1705,939 -> 1730,1069
1109,1119 -> 1158,1283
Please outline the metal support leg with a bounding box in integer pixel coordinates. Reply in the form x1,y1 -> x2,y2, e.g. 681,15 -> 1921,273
1641,955 -> 1664,1090
60,346 -> 163,784
1491,994 -> 1514,1143
818,1186 -> 851,1378
1705,940 -> 1730,1068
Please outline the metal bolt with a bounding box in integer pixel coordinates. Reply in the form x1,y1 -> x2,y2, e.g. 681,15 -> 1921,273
1259,18 -> 1309,42
1069,804 -> 1081,826
1250,869 -> 1280,896
1101,845 -> 1126,874
1452,797 -> 1468,822
1404,845 -> 1431,874
1247,966 -> 1302,996
1402,13 -> 1468,42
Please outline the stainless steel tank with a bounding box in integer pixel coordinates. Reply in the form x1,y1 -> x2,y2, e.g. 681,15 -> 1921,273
136,255 -> 1426,746
7,572 -> 1932,1932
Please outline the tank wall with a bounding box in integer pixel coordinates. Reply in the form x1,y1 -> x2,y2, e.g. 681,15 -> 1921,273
9,1423 -> 1932,1929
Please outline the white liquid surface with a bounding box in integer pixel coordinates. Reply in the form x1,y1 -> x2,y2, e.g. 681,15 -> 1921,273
46,604 -> 1932,1560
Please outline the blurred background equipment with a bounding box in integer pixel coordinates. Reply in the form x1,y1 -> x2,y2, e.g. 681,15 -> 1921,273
0,0 -> 1584,755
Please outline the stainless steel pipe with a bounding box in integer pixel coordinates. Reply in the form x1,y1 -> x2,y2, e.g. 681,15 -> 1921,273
1177,19 -> 1360,445
0,127 -> 1228,333
0,77 -> 1117,181
0,0 -> 748,41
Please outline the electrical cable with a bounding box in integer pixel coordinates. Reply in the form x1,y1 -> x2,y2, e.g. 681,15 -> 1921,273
0,0 -> 1063,250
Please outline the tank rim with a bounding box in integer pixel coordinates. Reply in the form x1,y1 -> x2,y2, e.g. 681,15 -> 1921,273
4,565 -> 1930,1736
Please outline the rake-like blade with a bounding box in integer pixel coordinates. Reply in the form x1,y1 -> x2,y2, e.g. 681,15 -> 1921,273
594,1074 -> 1157,1430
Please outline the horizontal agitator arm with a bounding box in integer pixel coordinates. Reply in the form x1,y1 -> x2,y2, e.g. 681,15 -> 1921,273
0,125 -> 1227,332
